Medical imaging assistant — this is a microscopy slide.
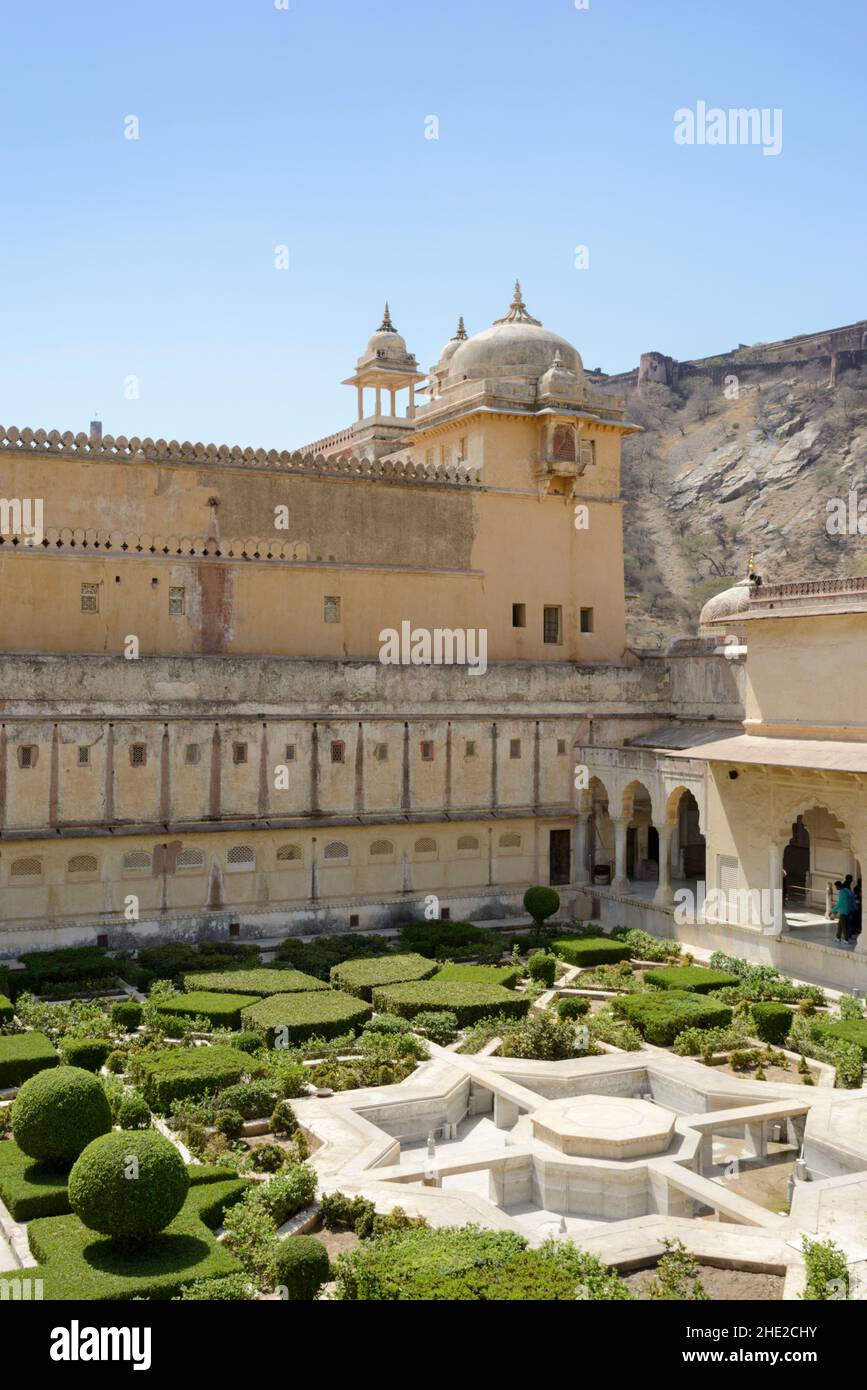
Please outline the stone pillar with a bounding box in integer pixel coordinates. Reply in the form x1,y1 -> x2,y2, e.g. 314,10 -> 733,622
493,1093 -> 520,1130
356,385 -> 364,420
746,1120 -> 766,1160
389,389 -> 396,417
575,812 -> 591,885
654,825 -> 675,906
375,386 -> 382,416
408,383 -> 415,418
611,818 -> 630,892
768,842 -> 784,935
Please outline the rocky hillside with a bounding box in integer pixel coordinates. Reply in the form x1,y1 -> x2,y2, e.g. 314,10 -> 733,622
616,358 -> 867,649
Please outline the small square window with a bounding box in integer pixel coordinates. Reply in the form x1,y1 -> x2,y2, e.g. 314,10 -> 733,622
324,596 -> 341,623
512,603 -> 526,629
130,743 -> 147,767
18,745 -> 36,768
440,907 -> 451,921
229,922 -> 240,938
349,913 -> 360,928
420,741 -> 434,762
233,742 -> 248,765
465,740 -> 476,758
374,743 -> 388,762
557,739 -> 567,756
509,739 -> 521,759
169,586 -> 185,615
78,746 -> 90,766
543,606 -> 562,644
185,744 -> 200,765
285,744 -> 296,762
580,607 -> 594,634
81,583 -> 99,613
331,740 -> 345,764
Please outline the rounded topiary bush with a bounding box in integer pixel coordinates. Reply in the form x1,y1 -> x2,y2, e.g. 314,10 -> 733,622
523,886 -> 560,930
58,1037 -> 112,1073
110,1001 -> 143,1031
557,996 -> 590,1020
116,1092 -> 151,1130
68,1129 -> 189,1240
230,1030 -> 265,1055
527,952 -> 557,987
12,1065 -> 112,1166
273,1235 -> 331,1301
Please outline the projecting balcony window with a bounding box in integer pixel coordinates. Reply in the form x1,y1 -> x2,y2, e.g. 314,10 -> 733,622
543,606 -> 562,644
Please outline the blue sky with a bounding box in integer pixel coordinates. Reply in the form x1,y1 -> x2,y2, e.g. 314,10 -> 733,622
1,0 -> 865,449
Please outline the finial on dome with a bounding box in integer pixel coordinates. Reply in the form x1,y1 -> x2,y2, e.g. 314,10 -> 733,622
552,349 -> 563,367
748,552 -> 755,577
379,302 -> 396,332
494,279 -> 542,327
453,316 -> 468,341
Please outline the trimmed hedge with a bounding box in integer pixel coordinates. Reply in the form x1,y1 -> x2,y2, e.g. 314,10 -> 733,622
331,954 -> 437,1002
0,1031 -> 58,1088
273,934 -> 391,981
0,995 -> 13,1025
58,1037 -> 112,1072
434,963 -> 521,989
242,990 -> 371,1045
612,991 -> 732,1046
751,1001 -> 794,1046
137,1045 -> 267,1113
372,979 -> 531,1028
550,936 -> 632,968
0,1140 -> 72,1220
183,968 -> 328,997
645,966 -> 740,995
0,1178 -> 247,1301
812,1017 -> 867,1059
135,940 -> 260,982
13,947 -> 118,997
12,1066 -> 112,1164
398,921 -> 495,960
156,991 -> 261,1030
69,1130 -> 189,1240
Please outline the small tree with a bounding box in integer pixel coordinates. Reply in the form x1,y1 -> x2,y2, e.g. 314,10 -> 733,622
523,887 -> 560,944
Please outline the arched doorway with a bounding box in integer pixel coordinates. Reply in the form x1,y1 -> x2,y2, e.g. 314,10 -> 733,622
623,781 -> 656,881
783,806 -> 859,913
586,777 -> 614,884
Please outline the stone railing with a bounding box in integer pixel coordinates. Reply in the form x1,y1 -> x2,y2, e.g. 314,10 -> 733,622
0,526 -> 317,561
0,426 -> 482,488
750,576 -> 867,604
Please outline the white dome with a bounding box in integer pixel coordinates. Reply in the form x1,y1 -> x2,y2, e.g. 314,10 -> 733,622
448,284 -> 583,384
699,575 -> 756,626
363,303 -> 408,360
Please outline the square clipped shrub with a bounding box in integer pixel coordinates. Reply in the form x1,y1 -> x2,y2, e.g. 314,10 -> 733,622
645,966 -> 740,995
15,947 -> 118,996
273,934 -> 391,981
372,979 -> 530,1029
331,954 -> 437,1002
137,1045 -> 267,1112
434,963 -> 521,990
241,990 -> 372,1045
398,921 -> 494,960
549,936 -> 632,968
182,968 -> 328,997
0,1032 -> 58,1088
156,991 -> 261,1030
0,1141 -> 72,1220
0,995 -> 13,1025
136,940 -> 259,982
58,1037 -> 112,1072
612,991 -> 732,1046
751,1001 -> 794,1045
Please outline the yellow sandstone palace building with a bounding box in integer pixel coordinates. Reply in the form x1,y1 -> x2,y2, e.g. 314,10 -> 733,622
1,284 -> 865,993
